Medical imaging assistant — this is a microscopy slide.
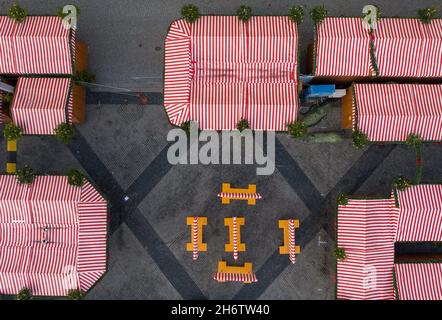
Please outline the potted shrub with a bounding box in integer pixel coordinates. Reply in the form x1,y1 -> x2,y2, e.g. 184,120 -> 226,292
16,288 -> 32,300
236,5 -> 252,22
337,193 -> 349,206
15,166 -> 35,185
406,134 -> 422,149
352,130 -> 369,149
309,5 -> 328,24
55,123 -> 75,144
334,248 -> 346,261
67,169 -> 85,187
8,3 -> 27,23
236,119 -> 250,132
417,7 -> 437,24
288,5 -> 305,24
181,4 -> 200,23
3,122 -> 22,141
287,121 -> 307,138
393,176 -> 412,191
67,289 -> 85,300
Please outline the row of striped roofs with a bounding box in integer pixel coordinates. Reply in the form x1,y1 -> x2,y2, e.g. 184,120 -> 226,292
0,16 -> 75,75
2,77 -> 74,135
0,175 -> 108,297
164,16 -> 299,131
352,83 -> 442,142
314,17 -> 442,78
337,185 -> 442,300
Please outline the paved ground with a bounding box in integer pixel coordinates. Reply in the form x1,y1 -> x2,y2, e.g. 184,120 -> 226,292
0,0 -> 441,300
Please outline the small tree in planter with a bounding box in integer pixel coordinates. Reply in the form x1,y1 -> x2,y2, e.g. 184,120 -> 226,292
16,288 -> 32,300
180,121 -> 191,136
67,289 -> 85,300
236,5 -> 252,22
337,193 -> 349,206
287,121 -> 307,138
8,3 -> 27,23
352,130 -> 369,149
393,176 -> 412,192
417,7 -> 437,24
55,123 -> 75,144
3,122 -> 22,141
236,119 -> 250,132
288,5 -> 305,24
181,4 -> 200,23
334,248 -> 346,261
16,166 -> 35,185
67,169 -> 85,187
309,5 -> 328,24
406,134 -> 422,149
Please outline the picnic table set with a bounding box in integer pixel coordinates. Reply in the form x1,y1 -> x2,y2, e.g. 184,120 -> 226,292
186,183 -> 301,284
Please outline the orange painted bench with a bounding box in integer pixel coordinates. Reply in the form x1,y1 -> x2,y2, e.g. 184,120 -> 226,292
225,217 -> 245,260
186,217 -> 207,260
279,219 -> 301,264
214,261 -> 257,284
218,183 -> 262,205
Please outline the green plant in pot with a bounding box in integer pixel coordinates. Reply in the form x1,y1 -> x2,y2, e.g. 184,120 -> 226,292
352,130 -> 369,149
15,166 -> 35,185
417,7 -> 437,24
288,5 -> 305,24
236,119 -> 250,132
393,176 -> 412,192
67,169 -> 85,187
310,5 -> 328,24
334,248 -> 346,261
3,122 -> 22,141
55,123 -> 75,144
287,121 -> 307,138
337,193 -> 349,206
8,3 -> 27,23
237,5 -> 252,22
181,4 -> 200,23
16,288 -> 32,300
67,289 -> 85,300
406,134 -> 422,149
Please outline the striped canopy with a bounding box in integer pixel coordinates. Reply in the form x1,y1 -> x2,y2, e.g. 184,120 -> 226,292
0,16 -> 75,75
0,175 -> 107,297
337,198 -> 398,300
395,185 -> 442,242
353,83 -> 442,142
314,17 -> 442,78
164,16 -> 299,131
11,77 -> 73,135
395,263 -> 442,300
314,17 -> 372,77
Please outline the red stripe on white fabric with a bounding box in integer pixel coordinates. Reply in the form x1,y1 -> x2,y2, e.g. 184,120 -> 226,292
0,176 -> 107,296
192,216 -> 199,261
337,198 -> 398,300
11,77 -> 72,135
288,219 -> 296,264
217,192 -> 263,200
395,185 -> 442,242
232,217 -> 238,261
315,18 -> 371,77
395,263 -> 442,300
0,16 -> 73,75
354,83 -> 442,142
213,272 -> 257,283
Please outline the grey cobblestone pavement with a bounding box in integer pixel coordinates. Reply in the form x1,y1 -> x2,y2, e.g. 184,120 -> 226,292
0,0 -> 441,300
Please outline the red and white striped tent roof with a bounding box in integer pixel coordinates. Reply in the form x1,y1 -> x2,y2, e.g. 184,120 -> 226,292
0,175 -> 107,297
337,198 -> 398,300
395,263 -> 442,300
10,77 -> 73,135
164,16 -> 299,131
395,185 -> 442,242
314,17 -> 442,78
314,17 -> 372,77
0,16 -> 75,75
353,83 -> 442,142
